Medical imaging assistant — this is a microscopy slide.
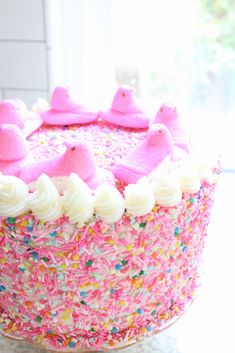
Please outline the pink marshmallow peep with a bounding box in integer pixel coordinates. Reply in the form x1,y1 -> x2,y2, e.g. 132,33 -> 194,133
0,99 -> 43,137
19,141 -> 115,188
19,142 -> 96,183
113,124 -> 174,184
0,124 -> 29,176
99,86 -> 150,128
153,104 -> 190,152
41,86 -> 98,125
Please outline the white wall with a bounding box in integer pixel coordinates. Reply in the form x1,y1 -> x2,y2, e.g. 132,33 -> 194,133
0,0 -> 115,108
0,0 -> 50,107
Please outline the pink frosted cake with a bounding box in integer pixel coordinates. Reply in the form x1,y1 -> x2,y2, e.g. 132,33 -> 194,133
0,86 -> 219,351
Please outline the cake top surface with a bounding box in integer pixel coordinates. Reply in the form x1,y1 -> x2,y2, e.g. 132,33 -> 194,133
0,86 -> 218,223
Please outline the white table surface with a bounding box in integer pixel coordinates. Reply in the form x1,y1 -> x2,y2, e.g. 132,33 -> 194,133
1,172 -> 234,353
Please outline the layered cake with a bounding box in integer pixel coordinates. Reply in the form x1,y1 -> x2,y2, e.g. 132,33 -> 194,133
0,86 -> 219,351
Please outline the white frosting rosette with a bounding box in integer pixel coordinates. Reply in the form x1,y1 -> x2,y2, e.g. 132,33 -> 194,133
197,161 -> 215,184
63,173 -> 94,225
94,185 -> 125,223
152,157 -> 202,195
190,151 -> 215,184
148,170 -> 182,207
27,173 -> 63,222
176,161 -> 201,193
124,183 -> 155,216
0,174 -> 29,217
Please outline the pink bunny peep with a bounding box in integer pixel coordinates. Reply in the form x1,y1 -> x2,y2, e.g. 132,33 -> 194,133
99,86 -> 150,128
113,124 -> 174,184
0,124 -> 29,176
0,99 -> 43,137
41,86 -> 98,125
153,104 -> 190,152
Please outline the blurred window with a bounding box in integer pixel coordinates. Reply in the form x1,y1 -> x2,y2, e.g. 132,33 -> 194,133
56,0 -> 234,169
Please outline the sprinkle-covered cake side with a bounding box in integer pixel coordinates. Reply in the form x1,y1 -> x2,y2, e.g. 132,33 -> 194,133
0,180 -> 216,351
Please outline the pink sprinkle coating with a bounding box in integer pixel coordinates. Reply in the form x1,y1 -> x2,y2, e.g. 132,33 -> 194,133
0,180 -> 217,351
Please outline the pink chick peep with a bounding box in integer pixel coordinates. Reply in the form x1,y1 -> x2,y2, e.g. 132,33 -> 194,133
0,124 -> 29,176
153,104 -> 190,152
113,124 -> 174,184
0,99 -> 43,137
41,86 -> 98,125
99,86 -> 150,128
19,141 -> 114,188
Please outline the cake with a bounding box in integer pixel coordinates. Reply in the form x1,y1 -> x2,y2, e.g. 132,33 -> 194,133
0,86 -> 219,352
